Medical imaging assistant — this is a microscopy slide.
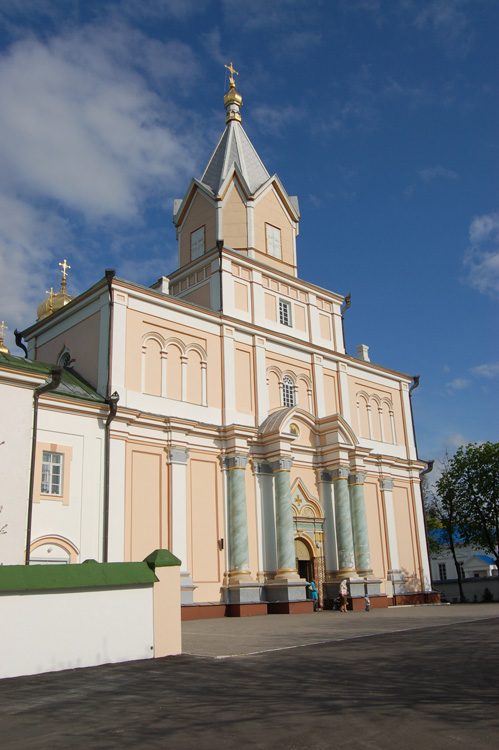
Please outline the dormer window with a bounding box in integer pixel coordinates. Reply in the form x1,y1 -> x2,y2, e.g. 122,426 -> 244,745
191,226 -> 205,260
266,224 -> 281,259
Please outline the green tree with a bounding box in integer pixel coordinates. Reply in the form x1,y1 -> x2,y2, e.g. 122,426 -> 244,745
439,442 -> 499,572
429,458 -> 467,602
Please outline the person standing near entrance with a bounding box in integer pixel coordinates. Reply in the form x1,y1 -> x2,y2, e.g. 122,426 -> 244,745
308,581 -> 318,611
339,579 -> 348,612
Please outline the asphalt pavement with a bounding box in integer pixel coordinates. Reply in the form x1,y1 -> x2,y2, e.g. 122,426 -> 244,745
1,603 -> 498,749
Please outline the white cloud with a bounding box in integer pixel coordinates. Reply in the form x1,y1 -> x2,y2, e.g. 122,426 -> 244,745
443,433 -> 467,450
471,362 -> 499,379
419,165 -> 458,182
445,377 -> 470,394
0,25 -> 198,222
464,210 -> 499,296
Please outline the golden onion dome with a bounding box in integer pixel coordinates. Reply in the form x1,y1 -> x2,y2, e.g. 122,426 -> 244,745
37,260 -> 74,321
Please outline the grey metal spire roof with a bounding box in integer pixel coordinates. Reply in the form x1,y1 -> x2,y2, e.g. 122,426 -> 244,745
201,120 -> 270,196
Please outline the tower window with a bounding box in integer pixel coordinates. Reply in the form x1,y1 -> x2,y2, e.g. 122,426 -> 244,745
279,299 -> 291,326
266,224 -> 281,259
438,563 -> 447,580
41,452 -> 64,495
191,226 -> 205,260
282,376 -> 295,407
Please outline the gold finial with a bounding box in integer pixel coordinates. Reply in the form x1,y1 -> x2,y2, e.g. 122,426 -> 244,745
225,61 -> 238,88
0,320 -> 9,354
59,259 -> 71,290
224,62 -> 243,123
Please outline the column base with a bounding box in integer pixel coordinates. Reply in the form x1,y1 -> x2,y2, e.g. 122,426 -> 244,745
222,582 -> 264,605
180,572 -> 197,605
388,569 -> 406,595
264,580 -> 308,603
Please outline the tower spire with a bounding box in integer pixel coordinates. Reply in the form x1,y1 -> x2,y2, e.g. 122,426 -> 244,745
224,61 -> 243,123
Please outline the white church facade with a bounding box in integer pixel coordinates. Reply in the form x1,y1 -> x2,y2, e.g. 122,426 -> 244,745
0,70 -> 435,614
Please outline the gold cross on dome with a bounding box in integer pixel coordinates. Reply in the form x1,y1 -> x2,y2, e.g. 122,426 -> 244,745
45,287 -> 55,311
225,61 -> 238,87
0,320 -> 7,337
59,259 -> 71,280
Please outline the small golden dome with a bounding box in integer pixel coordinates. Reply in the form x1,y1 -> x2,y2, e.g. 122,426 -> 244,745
37,260 -> 74,321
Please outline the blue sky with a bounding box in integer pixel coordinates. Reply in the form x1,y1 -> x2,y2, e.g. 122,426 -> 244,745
0,0 -> 497,465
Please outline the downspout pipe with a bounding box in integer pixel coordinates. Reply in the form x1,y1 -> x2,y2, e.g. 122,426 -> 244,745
102,268 -> 116,563
340,293 -> 351,354
102,391 -> 119,563
25,366 -> 63,564
409,375 -> 420,458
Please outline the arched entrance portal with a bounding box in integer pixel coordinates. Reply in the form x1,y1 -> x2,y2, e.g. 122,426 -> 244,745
295,537 -> 314,587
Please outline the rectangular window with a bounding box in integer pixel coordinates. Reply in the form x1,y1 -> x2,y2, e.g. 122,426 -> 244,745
41,452 -> 64,495
279,299 -> 291,326
266,224 -> 281,259
438,563 -> 447,580
191,226 -> 205,260
457,562 -> 465,578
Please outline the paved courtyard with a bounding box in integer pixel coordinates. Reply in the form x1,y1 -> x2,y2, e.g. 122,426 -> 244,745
1,604 -> 498,749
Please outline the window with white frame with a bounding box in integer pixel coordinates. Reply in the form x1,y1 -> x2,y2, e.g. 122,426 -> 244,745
191,226 -> 205,260
279,299 -> 291,326
266,224 -> 281,258
438,563 -> 447,580
457,562 -> 465,578
282,376 -> 295,407
41,451 -> 64,495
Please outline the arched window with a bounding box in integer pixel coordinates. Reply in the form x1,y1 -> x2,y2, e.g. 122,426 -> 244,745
282,375 -> 295,407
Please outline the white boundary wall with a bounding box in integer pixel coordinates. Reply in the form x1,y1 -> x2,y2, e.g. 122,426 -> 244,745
0,585 -> 154,679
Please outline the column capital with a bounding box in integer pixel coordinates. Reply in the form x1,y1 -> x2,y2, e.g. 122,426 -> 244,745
224,454 -> 248,470
253,461 -> 273,475
330,466 -> 349,480
167,447 -> 189,465
380,478 -> 394,491
319,470 -> 332,482
270,458 -> 293,473
349,472 -> 365,485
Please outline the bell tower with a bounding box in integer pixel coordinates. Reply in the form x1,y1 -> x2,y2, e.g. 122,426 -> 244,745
170,63 -> 301,309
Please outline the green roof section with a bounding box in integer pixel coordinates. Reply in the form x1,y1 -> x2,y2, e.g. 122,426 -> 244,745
0,559 -> 158,592
0,353 -> 105,404
144,549 -> 182,568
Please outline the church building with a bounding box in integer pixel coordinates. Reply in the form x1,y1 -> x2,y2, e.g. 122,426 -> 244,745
0,67 -> 433,614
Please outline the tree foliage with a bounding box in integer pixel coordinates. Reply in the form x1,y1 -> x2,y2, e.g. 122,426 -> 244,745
436,442 -> 499,571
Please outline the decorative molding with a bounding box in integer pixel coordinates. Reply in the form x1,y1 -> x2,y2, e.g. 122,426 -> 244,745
253,461 -> 273,475
380,478 -> 394,491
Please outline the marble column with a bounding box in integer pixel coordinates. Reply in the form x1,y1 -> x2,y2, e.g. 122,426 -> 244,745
332,466 -> 356,574
349,472 -> 372,575
319,470 -> 338,574
271,458 -> 299,580
225,455 -> 251,581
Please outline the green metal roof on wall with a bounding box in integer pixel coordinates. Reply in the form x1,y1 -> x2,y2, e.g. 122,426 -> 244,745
0,353 -> 105,404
